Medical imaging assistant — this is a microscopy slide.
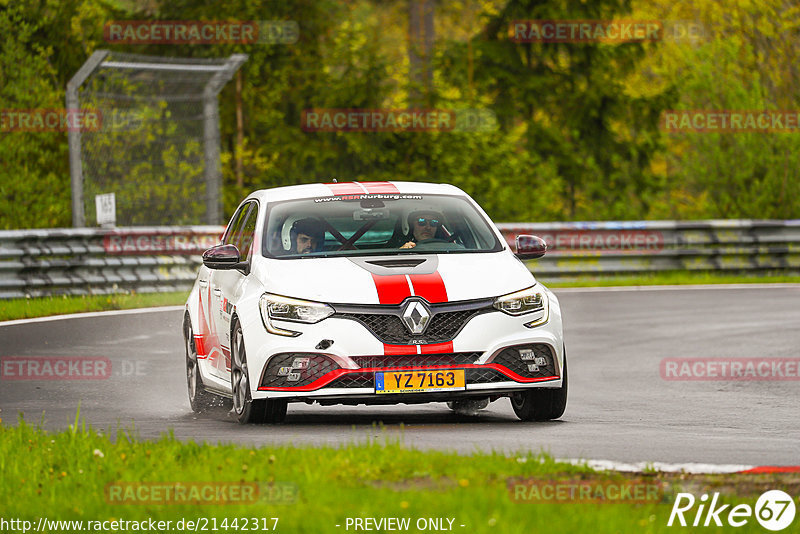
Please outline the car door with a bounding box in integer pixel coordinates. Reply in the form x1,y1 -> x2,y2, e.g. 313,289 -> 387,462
206,203 -> 251,380
209,201 -> 258,380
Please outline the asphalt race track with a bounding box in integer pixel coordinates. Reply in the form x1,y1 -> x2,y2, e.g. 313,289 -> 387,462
1,285 -> 798,466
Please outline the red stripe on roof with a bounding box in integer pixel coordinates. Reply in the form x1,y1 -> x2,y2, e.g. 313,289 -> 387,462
324,182 -> 364,195
363,181 -> 399,193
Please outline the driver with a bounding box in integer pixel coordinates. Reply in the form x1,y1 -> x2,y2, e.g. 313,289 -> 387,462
400,210 -> 444,249
290,217 -> 325,254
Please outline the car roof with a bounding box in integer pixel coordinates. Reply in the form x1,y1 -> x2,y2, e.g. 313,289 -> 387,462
245,181 -> 467,203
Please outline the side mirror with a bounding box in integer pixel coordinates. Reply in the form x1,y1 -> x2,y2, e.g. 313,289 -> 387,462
515,235 -> 547,260
202,244 -> 243,270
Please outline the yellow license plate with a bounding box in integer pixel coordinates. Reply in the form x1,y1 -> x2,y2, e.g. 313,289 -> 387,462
375,369 -> 466,394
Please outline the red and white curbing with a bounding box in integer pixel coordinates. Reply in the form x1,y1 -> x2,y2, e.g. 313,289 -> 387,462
559,458 -> 800,475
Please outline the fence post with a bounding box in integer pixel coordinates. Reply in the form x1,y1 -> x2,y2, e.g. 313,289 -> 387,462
67,50 -> 109,228
202,54 -> 249,225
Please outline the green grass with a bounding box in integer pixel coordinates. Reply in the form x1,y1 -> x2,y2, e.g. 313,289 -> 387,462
543,270 -> 800,288
0,419 -> 795,533
0,292 -> 188,322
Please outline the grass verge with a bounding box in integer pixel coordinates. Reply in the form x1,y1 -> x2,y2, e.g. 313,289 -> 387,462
0,419 -> 796,533
0,292 -> 188,322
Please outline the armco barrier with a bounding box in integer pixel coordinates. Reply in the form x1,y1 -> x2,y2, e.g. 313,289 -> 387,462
1,220 -> 799,298
0,226 -> 223,299
496,220 -> 800,277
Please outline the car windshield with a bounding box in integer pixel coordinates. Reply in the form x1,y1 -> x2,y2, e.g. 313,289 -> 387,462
262,194 -> 503,258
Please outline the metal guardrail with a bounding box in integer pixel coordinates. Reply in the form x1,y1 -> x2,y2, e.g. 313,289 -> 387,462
497,219 -> 800,278
1,220 -> 799,298
0,227 -> 223,299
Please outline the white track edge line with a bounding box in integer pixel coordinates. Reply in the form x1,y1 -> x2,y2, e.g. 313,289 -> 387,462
555,458 -> 755,474
0,305 -> 185,327
551,283 -> 800,293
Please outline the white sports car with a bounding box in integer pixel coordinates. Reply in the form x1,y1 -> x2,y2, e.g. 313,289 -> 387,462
183,181 -> 567,424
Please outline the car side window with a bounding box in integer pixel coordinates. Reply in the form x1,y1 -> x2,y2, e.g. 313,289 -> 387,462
223,204 -> 249,249
238,204 -> 258,259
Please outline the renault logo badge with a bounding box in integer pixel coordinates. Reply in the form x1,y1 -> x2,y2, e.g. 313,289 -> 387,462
401,300 -> 431,335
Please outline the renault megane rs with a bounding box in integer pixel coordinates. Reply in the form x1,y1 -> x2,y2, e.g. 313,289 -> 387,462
183,181 -> 567,423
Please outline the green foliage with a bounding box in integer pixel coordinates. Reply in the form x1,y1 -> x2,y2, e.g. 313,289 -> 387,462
1,0 -> 799,229
0,2 -> 68,228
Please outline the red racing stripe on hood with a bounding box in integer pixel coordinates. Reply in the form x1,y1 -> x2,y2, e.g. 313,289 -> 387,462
371,273 -> 412,304
369,267 -> 450,355
408,272 -> 448,303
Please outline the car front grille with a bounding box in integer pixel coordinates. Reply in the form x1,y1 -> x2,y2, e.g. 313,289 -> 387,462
350,352 -> 481,369
333,299 -> 493,345
465,367 -> 508,383
327,373 -> 375,389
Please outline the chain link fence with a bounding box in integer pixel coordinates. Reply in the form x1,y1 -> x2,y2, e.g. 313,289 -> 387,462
67,50 -> 246,227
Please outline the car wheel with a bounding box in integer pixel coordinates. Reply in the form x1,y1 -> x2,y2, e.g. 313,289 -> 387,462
231,319 -> 287,424
447,398 -> 489,414
510,349 -> 568,421
184,320 -> 229,413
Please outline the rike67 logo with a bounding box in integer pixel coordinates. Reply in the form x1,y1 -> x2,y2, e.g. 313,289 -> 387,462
668,490 -> 796,531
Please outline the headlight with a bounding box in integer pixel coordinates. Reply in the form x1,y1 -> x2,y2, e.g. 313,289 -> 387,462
493,285 -> 549,327
259,293 -> 334,337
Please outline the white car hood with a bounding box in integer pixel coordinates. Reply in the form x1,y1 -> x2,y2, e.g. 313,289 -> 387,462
253,252 -> 536,305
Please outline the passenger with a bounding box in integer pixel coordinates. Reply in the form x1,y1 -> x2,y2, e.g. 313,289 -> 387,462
290,218 -> 325,254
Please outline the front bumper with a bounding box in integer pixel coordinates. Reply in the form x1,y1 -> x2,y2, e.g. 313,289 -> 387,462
254,343 -> 562,401
243,292 -> 565,402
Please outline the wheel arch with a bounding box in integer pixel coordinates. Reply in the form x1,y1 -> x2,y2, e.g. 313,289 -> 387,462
184,283 -> 202,341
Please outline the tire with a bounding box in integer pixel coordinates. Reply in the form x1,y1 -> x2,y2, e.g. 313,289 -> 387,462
510,349 -> 568,421
231,319 -> 287,424
184,319 -> 229,413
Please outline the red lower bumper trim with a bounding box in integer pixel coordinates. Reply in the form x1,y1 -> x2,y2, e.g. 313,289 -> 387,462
258,363 -> 559,392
